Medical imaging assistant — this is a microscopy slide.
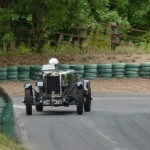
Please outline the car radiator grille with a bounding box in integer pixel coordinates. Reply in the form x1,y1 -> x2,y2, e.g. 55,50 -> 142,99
45,76 -> 60,94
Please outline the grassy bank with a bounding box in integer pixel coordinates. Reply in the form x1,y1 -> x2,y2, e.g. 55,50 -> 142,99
0,134 -> 26,150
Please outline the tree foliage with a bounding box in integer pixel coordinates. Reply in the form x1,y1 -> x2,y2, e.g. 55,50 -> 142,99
0,0 -> 149,53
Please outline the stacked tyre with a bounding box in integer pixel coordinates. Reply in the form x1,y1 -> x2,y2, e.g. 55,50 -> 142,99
84,64 -> 97,80
58,64 -> 70,70
139,63 -> 150,78
18,66 -> 30,81
7,66 -> 18,81
70,65 -> 84,78
125,63 -> 140,78
0,67 -> 7,82
97,64 -> 112,79
30,65 -> 42,80
112,63 -> 126,79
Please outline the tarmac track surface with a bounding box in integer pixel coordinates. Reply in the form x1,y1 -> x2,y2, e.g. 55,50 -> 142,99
13,93 -> 150,150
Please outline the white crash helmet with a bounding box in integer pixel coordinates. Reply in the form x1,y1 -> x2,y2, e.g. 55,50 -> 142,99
49,58 -> 59,69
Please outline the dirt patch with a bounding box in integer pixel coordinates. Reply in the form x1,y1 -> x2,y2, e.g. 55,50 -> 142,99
1,78 -> 150,97
91,78 -> 150,94
1,53 -> 150,66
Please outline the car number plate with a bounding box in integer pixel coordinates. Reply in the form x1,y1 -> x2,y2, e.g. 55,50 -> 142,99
52,99 -> 63,105
37,81 -> 43,86
43,100 -> 50,105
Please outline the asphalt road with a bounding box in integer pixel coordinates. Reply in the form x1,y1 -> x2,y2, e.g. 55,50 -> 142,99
13,93 -> 150,150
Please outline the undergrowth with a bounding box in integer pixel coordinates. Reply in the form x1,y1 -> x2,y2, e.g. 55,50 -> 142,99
0,40 -> 150,57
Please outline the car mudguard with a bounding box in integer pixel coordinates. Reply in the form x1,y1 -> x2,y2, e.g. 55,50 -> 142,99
24,83 -> 32,89
83,80 -> 90,96
77,82 -> 83,89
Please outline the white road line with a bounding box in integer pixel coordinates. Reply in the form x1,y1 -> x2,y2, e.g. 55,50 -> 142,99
114,149 -> 130,150
13,105 -> 25,109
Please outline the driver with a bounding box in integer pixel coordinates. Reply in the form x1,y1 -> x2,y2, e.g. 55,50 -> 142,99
49,58 -> 59,69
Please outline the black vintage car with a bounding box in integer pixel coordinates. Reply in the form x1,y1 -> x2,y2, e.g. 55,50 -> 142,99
24,64 -> 92,115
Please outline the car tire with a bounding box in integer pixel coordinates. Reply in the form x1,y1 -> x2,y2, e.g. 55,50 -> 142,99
84,85 -> 91,112
77,88 -> 84,115
36,104 -> 43,112
25,89 -> 33,115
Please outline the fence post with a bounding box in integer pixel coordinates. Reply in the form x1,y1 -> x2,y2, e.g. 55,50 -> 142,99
110,22 -> 119,50
56,34 -> 63,51
78,27 -> 86,53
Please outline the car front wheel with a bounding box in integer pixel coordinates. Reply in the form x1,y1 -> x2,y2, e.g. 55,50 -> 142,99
84,85 -> 92,112
77,88 -> 84,115
25,89 -> 33,115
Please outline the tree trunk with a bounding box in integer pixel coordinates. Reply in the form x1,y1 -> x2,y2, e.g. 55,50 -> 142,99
32,11 -> 44,53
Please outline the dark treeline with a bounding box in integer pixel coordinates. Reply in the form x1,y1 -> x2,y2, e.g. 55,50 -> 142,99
0,0 -> 150,53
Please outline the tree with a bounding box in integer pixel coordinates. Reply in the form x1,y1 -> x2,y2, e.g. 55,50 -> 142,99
0,0 -> 149,54
128,0 -> 150,30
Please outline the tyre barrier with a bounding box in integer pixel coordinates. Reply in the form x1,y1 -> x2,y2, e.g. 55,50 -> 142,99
139,63 -> 150,79
70,65 -> 84,78
58,64 -> 70,70
1,63 -> 150,81
125,63 -> 140,78
0,87 -> 16,141
0,67 -> 7,82
18,65 -> 30,81
30,65 -> 42,80
7,66 -> 18,81
112,63 -> 126,79
97,64 -> 112,79
84,64 -> 97,80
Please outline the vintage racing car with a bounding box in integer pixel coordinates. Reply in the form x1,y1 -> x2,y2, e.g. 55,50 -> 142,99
23,58 -> 92,115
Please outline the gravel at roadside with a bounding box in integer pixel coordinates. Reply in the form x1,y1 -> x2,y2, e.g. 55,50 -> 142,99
0,78 -> 150,96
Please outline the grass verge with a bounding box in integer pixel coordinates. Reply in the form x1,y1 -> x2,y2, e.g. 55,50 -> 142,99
0,133 -> 26,150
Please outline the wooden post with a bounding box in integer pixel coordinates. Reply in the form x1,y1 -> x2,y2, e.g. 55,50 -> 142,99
110,22 -> 119,50
78,26 -> 86,53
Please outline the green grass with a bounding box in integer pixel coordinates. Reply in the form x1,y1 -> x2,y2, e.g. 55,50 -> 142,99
0,134 -> 26,150
41,40 -> 150,55
1,38 -> 150,57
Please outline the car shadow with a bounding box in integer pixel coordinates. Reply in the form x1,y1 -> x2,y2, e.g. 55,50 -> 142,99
31,109 -> 76,116
43,110 -> 76,115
